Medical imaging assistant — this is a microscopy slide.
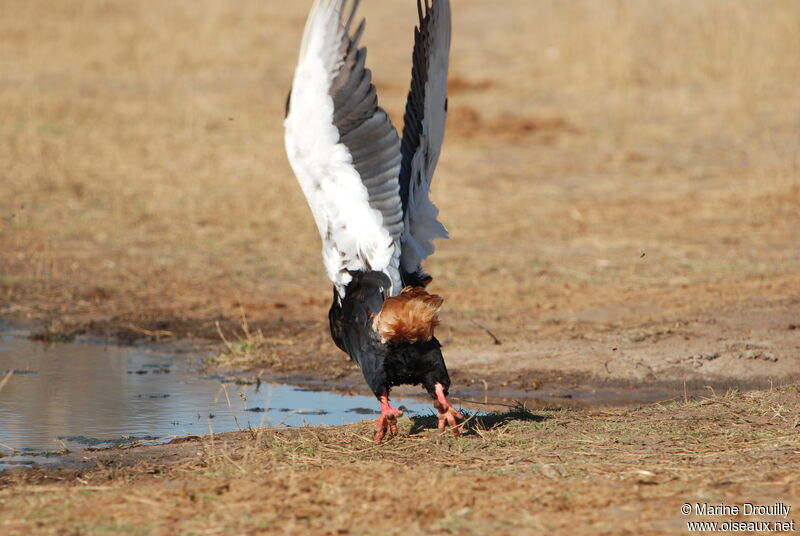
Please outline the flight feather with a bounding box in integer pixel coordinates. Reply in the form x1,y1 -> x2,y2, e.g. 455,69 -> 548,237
285,0 -> 404,296
398,0 -> 451,284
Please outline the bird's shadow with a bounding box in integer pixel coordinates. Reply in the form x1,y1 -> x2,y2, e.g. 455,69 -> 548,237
405,403 -> 550,436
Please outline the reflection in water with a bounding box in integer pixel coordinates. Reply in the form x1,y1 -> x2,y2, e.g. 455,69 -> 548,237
0,327 -> 433,466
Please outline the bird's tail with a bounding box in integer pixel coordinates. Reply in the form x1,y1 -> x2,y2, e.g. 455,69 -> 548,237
372,287 -> 443,344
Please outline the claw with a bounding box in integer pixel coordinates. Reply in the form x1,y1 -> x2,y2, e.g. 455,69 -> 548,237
433,382 -> 464,436
374,394 -> 404,442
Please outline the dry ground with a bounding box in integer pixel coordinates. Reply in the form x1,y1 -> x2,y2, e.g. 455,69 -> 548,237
1,0 -> 799,390
1,0 -> 799,533
1,386 -> 799,535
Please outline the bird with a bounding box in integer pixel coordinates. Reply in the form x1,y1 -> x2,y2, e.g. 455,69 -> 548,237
284,0 -> 461,441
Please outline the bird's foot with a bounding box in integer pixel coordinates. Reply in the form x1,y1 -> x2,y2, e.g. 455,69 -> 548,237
433,383 -> 464,436
374,395 -> 404,442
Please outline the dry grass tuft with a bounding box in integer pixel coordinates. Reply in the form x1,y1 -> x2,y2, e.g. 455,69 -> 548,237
206,307 -> 292,369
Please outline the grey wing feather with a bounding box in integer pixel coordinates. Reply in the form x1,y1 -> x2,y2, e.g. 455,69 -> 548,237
399,3 -> 432,211
331,2 -> 404,248
398,0 -> 451,283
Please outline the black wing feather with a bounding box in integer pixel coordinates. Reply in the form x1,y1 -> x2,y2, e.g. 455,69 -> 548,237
398,0 -> 433,214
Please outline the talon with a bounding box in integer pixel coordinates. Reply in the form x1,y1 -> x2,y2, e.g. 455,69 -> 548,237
374,394 -> 403,442
433,382 -> 463,436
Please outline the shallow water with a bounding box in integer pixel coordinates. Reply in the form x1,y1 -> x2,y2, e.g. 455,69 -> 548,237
0,327 -> 433,468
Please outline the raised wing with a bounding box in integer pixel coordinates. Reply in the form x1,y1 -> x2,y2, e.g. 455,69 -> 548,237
398,0 -> 451,285
285,0 -> 404,296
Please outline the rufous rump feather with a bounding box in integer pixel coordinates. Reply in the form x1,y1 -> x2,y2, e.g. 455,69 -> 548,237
372,286 -> 443,344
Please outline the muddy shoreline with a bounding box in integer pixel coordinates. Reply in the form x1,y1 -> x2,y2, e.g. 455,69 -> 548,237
3,314 -> 797,411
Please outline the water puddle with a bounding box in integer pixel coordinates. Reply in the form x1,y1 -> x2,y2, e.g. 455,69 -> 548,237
0,327 -> 433,469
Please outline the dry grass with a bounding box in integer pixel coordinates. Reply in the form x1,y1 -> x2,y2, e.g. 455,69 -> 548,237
1,386 -> 798,534
206,308 -> 292,369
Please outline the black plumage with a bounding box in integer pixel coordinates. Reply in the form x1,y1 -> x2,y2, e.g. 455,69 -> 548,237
399,0 -> 433,215
328,271 -> 451,400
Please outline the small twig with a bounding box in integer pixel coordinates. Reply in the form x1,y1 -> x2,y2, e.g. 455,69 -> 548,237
351,432 -> 378,444
471,320 -> 502,345
255,385 -> 274,445
220,448 -> 246,473
450,397 -> 518,408
238,305 -> 251,339
24,486 -> 116,493
0,369 -> 14,394
0,441 -> 19,454
125,495 -> 162,507
454,412 -> 477,434
479,379 -> 489,403
221,383 -> 242,432
215,321 -> 234,351
125,324 -> 173,339
207,421 -> 216,461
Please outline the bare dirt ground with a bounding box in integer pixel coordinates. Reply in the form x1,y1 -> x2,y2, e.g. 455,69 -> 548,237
1,0 -> 799,533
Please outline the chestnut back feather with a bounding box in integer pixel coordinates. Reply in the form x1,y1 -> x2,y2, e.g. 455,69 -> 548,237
372,286 -> 443,344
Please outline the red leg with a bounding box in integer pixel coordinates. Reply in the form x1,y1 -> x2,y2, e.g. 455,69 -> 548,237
374,394 -> 403,442
433,383 -> 464,436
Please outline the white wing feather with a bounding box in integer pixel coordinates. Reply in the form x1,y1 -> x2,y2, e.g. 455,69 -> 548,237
285,0 -> 403,296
